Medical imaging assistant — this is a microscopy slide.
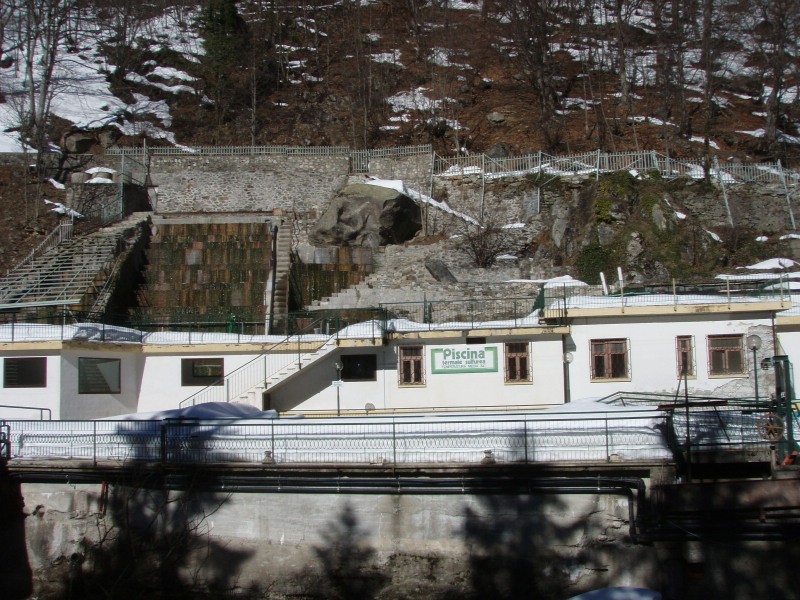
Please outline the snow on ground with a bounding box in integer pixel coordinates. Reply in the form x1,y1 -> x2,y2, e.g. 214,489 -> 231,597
104,402 -> 277,420
366,177 -> 479,225
371,51 -> 403,66
740,258 -> 798,270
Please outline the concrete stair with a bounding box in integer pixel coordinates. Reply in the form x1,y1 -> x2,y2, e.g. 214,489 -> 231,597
0,212 -> 151,310
181,336 -> 338,409
236,338 -> 337,407
268,221 -> 292,321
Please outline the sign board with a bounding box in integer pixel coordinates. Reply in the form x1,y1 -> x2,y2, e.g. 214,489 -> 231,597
332,380 -> 344,387
431,346 -> 499,374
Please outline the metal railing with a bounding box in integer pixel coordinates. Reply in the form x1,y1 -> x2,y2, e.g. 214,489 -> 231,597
0,405 -> 51,420
548,278 -> 790,312
600,392 -> 786,456
2,408 -> 675,465
4,221 -> 73,278
107,145 -> 351,156
433,150 -> 800,185
381,295 -> 558,329
179,318 -> 335,408
0,308 -> 385,345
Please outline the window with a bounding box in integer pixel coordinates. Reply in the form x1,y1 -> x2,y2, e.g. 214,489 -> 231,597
591,339 -> 629,380
79,358 -> 120,394
708,335 -> 745,375
398,346 -> 424,386
676,336 -> 694,377
341,354 -> 377,381
4,357 -> 46,388
505,342 -> 531,383
181,358 -> 224,386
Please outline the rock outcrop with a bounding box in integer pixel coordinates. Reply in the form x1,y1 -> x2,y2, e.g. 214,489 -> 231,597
309,183 -> 422,247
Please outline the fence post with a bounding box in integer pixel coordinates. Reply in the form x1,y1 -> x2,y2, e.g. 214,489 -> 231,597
93,421 -> 97,466
524,419 -> 529,464
392,419 -> 397,465
595,149 -> 600,180
605,416 -> 610,461
271,421 -> 275,463
160,421 -> 167,464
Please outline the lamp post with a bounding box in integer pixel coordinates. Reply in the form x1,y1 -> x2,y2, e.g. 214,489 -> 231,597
334,361 -> 343,416
747,334 -> 762,402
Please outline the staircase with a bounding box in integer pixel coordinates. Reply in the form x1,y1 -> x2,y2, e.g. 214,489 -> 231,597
0,213 -> 150,310
236,337 -> 337,407
180,334 -> 338,409
266,221 -> 292,320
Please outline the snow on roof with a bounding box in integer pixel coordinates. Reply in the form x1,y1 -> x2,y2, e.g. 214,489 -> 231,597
556,293 -> 777,310
543,275 -> 589,289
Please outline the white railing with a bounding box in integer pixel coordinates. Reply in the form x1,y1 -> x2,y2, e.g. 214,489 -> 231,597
434,150 -> 800,185
180,334 -> 335,408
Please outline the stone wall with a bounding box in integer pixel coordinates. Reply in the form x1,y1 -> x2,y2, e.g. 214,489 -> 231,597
147,154 -> 351,214
11,476 -> 800,600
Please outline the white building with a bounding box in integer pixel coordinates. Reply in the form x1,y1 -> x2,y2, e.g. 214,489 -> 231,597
0,286 -> 793,420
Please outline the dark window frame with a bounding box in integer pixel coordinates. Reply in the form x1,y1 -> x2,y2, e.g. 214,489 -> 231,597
340,354 -> 377,382
591,339 -> 629,380
398,346 -> 425,386
708,335 -> 745,376
181,358 -> 224,386
78,357 -> 121,394
676,336 -> 695,378
505,342 -> 531,383
4,357 -> 47,388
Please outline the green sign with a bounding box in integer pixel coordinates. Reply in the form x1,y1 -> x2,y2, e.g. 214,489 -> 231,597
431,346 -> 499,374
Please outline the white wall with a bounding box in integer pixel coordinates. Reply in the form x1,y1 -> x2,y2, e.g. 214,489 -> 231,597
137,350 -> 268,413
270,334 -> 566,412
567,313 -> 775,402
60,348 -> 142,419
0,350 -> 61,419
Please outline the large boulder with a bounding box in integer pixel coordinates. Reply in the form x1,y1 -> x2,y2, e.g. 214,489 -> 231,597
309,183 -> 422,247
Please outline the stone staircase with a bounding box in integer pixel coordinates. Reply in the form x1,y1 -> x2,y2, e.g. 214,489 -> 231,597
0,212 -> 151,311
266,220 -> 292,319
307,242 -> 542,311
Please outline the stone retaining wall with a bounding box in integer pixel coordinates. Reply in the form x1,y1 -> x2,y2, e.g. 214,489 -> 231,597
147,154 -> 351,214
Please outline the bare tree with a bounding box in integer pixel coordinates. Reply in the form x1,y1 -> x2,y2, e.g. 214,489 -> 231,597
501,0 -> 563,151
745,0 -> 800,150
457,218 -> 520,268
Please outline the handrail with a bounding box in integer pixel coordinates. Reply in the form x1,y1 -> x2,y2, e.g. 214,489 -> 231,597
0,406 -> 770,466
0,405 -> 52,420
4,221 -> 72,279
179,317 -> 336,408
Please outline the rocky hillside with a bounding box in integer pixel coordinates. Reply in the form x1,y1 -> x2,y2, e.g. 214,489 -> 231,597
2,0 -> 800,163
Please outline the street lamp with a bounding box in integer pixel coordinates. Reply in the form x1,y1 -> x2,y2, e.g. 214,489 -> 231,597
334,361 -> 343,416
747,334 -> 762,402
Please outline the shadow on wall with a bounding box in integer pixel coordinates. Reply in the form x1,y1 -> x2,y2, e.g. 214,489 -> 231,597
302,489 -> 616,600
0,465 -> 32,600
38,466 -> 256,600
463,491 -> 605,600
